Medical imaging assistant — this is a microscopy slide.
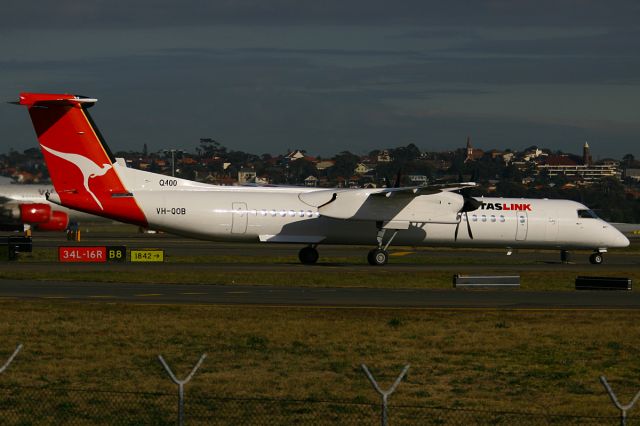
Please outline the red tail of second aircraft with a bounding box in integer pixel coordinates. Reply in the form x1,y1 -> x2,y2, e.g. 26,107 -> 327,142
18,93 -> 147,226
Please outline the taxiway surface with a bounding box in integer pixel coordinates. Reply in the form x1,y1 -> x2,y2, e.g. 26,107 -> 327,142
1,280 -> 640,309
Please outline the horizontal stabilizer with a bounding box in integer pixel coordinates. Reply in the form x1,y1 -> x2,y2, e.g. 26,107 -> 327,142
17,93 -> 97,107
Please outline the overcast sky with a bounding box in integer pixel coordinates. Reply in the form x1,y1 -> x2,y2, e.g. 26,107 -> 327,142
1,1 -> 639,159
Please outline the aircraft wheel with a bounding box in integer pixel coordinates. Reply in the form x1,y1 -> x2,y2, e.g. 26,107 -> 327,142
589,253 -> 604,265
298,246 -> 319,265
367,249 -> 388,266
560,250 -> 570,263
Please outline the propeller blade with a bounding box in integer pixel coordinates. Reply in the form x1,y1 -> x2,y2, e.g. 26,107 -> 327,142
465,211 -> 474,239
393,168 -> 402,188
461,196 -> 481,212
454,195 -> 479,241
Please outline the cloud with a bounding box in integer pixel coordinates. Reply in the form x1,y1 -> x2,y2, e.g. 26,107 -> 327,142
2,4 -> 640,159
3,0 -> 640,29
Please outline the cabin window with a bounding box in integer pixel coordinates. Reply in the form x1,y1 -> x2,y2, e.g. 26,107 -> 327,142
271,209 -> 277,217
490,215 -> 496,222
472,214 -> 478,222
481,215 -> 487,222
280,209 -> 287,217
499,215 -> 505,222
577,209 -> 598,219
261,209 -> 267,216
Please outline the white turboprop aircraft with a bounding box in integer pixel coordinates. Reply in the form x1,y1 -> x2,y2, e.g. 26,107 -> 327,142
16,93 -> 629,265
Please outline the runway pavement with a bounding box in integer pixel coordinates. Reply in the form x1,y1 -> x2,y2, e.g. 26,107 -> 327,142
1,229 -> 637,309
26,230 -> 640,269
0,279 -> 639,309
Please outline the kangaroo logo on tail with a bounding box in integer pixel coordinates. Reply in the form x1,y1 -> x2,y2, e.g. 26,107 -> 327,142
41,145 -> 112,210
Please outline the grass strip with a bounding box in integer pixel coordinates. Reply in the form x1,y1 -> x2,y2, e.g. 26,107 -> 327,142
0,300 -> 637,418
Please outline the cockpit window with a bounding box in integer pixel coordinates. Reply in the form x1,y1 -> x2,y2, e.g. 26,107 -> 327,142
577,209 -> 599,219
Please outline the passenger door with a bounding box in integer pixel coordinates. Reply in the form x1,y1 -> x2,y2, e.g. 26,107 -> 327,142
231,202 -> 248,234
515,211 -> 528,241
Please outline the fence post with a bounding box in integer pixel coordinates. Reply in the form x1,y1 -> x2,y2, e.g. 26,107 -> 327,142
361,364 -> 410,426
0,344 -> 22,374
600,376 -> 640,426
158,353 -> 207,426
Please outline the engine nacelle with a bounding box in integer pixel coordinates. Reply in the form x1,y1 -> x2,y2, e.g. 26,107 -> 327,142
37,211 -> 69,231
19,203 -> 52,223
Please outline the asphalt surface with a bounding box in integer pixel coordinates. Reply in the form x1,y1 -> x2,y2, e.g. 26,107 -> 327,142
1,229 -> 638,309
24,230 -> 640,270
1,280 -> 640,309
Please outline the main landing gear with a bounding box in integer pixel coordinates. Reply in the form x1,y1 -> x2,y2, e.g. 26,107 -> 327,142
560,249 -> 605,264
367,248 -> 388,266
367,226 -> 399,266
298,245 -> 319,265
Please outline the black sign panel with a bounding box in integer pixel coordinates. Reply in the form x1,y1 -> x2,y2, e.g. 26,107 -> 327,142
106,246 -> 126,262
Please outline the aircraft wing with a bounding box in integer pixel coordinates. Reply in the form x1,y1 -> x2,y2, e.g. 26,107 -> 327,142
369,182 -> 477,197
299,183 -> 475,221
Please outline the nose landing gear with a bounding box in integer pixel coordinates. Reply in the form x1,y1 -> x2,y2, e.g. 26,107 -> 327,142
589,252 -> 604,265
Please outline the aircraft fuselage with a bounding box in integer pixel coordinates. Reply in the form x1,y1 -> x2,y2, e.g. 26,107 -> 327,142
119,166 -> 628,251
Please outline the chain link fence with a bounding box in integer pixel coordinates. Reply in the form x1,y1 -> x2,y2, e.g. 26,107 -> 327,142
0,385 -> 636,425
0,346 -> 638,424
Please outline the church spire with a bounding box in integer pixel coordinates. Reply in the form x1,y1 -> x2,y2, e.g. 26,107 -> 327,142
465,136 -> 473,162
583,141 -> 592,165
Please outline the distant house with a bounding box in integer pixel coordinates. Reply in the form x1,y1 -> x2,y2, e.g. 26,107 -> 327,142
377,150 -> 393,163
238,168 -> 257,184
179,157 -> 197,165
408,175 -> 428,184
304,175 -> 318,187
522,148 -> 547,162
354,163 -> 373,175
284,150 -> 306,162
536,155 -> 621,182
315,160 -> 335,171
624,168 -> 640,181
502,152 -> 515,164
487,150 -> 504,160
541,154 -> 578,166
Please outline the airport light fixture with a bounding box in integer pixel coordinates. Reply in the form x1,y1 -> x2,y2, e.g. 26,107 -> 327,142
163,149 -> 184,177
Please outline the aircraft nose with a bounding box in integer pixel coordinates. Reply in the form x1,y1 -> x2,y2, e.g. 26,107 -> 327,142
611,229 -> 630,248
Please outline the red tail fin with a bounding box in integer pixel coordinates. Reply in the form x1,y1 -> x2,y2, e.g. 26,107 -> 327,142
19,93 -> 147,226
